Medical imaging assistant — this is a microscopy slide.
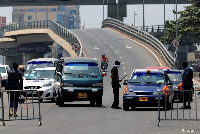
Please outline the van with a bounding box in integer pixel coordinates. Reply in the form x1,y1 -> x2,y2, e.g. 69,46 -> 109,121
54,57 -> 106,107
24,58 -> 58,77
0,65 -> 10,89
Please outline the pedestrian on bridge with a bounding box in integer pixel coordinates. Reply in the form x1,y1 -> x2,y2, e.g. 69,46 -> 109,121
179,62 -> 193,109
8,63 -> 23,116
111,61 -> 122,109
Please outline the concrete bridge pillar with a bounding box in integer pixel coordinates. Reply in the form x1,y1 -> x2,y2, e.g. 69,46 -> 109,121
108,0 -> 127,21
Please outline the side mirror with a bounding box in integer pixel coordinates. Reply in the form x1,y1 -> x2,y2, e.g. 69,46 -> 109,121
123,80 -> 128,85
102,72 -> 107,77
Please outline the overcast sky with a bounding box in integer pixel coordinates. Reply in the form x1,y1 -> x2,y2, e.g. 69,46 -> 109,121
0,4 -> 190,28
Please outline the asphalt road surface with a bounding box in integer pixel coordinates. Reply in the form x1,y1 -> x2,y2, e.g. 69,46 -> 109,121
0,28 -> 200,134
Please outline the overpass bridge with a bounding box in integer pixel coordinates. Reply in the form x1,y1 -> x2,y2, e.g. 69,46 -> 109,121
0,18 -> 174,68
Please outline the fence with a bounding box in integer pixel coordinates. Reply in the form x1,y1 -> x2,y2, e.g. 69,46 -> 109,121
158,89 -> 200,127
0,90 -> 42,126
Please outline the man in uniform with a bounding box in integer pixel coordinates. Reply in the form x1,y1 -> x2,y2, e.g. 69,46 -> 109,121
111,61 -> 122,109
180,62 -> 193,109
8,63 -> 23,116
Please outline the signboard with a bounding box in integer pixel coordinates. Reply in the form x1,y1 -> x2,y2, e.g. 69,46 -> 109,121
172,39 -> 180,48
72,42 -> 81,51
0,17 -> 6,29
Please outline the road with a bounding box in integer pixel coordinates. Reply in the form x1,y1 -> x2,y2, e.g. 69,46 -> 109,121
0,28 -> 200,134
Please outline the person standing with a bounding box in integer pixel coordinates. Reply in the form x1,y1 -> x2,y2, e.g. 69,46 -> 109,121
111,61 -> 122,109
8,63 -> 23,116
180,62 -> 193,109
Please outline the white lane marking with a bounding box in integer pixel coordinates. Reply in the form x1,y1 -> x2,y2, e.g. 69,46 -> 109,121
104,42 -> 106,44
84,30 -> 85,31
124,72 -> 126,75
120,57 -> 122,59
92,35 -> 94,36
122,62 -> 124,65
94,46 -> 100,50
123,67 -> 125,70
108,28 -> 162,67
111,46 -> 113,48
126,45 -> 132,49
116,51 -> 118,53
97,38 -> 99,39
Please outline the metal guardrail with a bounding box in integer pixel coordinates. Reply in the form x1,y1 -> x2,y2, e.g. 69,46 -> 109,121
137,25 -> 165,33
5,20 -> 83,57
158,89 -> 200,127
102,18 -> 175,68
1,90 -> 42,126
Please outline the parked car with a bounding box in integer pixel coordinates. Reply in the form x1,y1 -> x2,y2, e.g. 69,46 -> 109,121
54,57 -> 106,107
0,65 -> 10,89
123,69 -> 174,111
20,67 -> 57,103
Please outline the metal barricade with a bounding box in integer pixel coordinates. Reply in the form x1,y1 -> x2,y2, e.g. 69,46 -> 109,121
0,89 -> 42,126
158,89 -> 200,126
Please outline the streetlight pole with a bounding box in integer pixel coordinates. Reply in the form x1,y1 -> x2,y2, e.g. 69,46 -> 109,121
174,0 -> 178,68
143,0 -> 145,31
134,11 -> 138,27
117,0 -> 119,20
164,0 -> 166,46
107,0 -> 109,18
103,0 -> 104,21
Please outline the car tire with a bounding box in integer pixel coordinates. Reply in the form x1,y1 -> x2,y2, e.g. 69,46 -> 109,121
58,90 -> 64,107
96,97 -> 102,107
123,103 -> 129,111
90,100 -> 95,107
19,99 -> 25,103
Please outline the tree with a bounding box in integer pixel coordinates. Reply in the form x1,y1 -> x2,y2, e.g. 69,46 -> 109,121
161,2 -> 200,45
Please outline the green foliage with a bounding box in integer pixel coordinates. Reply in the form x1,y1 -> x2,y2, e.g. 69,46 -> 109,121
161,2 -> 200,45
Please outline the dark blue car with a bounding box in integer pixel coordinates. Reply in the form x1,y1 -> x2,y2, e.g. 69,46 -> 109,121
123,69 -> 174,111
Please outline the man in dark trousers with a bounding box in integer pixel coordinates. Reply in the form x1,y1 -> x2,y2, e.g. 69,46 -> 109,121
8,63 -> 23,116
180,62 -> 193,109
111,61 -> 122,109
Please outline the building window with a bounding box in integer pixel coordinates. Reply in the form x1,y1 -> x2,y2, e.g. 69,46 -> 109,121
71,10 -> 77,14
29,9 -> 34,12
28,16 -> 32,20
40,9 -> 45,12
51,8 -> 56,11
58,6 -> 64,11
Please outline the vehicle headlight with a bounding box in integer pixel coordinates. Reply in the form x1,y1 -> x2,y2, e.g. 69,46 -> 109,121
1,76 -> 7,80
153,91 -> 165,95
174,86 -> 178,90
92,83 -> 103,87
124,91 -> 136,96
60,83 -> 73,87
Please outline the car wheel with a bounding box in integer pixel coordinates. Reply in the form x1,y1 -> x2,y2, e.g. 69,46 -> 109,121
123,103 -> 129,111
96,97 -> 102,107
90,100 -> 95,107
19,99 -> 25,103
58,91 -> 64,107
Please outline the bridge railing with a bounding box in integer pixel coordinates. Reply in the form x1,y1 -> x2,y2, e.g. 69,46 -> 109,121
6,20 -> 83,57
102,18 -> 174,68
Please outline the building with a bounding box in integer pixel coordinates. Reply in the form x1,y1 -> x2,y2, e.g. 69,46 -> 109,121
12,6 -> 80,29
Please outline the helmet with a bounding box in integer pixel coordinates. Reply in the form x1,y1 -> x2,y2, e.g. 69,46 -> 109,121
102,54 -> 105,57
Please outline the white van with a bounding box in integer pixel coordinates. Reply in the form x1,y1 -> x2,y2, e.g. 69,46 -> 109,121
0,65 -> 10,88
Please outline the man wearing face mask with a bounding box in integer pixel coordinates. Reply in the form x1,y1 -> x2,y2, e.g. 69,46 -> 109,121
111,61 -> 122,109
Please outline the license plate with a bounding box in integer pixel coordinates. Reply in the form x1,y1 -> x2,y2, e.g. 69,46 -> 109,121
27,91 -> 37,95
78,93 -> 87,98
139,97 -> 148,101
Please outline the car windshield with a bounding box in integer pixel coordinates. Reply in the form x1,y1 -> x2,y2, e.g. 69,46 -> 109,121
0,67 -> 6,73
166,72 -> 182,82
24,61 -> 54,76
129,73 -> 165,84
26,70 -> 55,80
63,62 -> 101,75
